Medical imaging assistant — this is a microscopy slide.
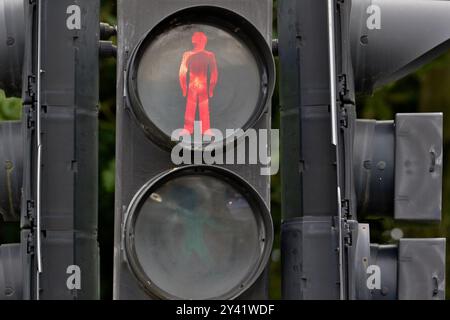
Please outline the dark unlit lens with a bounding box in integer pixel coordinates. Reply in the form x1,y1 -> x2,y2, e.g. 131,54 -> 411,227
132,175 -> 261,300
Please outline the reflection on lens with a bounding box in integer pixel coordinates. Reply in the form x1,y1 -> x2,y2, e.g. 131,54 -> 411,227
125,168 -> 272,300
127,7 -> 275,149
136,24 -> 261,138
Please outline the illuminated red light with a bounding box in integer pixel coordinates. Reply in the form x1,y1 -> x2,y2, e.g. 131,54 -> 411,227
179,32 -> 218,135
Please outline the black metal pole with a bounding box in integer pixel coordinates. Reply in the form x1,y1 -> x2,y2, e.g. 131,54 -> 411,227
278,0 -> 341,300
21,0 -> 100,299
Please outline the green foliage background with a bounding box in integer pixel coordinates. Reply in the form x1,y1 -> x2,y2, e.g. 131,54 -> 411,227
1,0 -> 449,299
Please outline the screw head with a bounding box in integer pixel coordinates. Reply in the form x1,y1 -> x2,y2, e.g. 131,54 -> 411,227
6,37 -> 15,46
381,287 -> 389,296
377,161 -> 386,170
360,35 -> 369,45
4,287 -> 14,297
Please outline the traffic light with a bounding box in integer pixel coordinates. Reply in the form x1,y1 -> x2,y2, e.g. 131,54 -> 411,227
278,0 -> 448,300
1,0 -> 101,299
114,0 -> 275,300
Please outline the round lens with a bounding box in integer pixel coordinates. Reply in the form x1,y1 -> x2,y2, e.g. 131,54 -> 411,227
136,24 -> 261,139
127,7 -> 275,149
126,169 -> 271,300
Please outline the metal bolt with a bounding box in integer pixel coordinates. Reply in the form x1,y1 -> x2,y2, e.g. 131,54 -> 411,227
360,35 -> 369,45
4,287 -> 14,297
6,37 -> 15,46
377,161 -> 386,170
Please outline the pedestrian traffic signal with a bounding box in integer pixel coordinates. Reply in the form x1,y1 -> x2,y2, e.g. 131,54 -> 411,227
125,5 -> 275,149
2,0 -> 449,301
114,0 -> 275,300
123,165 -> 272,300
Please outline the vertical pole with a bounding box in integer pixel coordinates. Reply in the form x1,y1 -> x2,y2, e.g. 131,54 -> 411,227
278,0 -> 342,299
23,0 -> 100,299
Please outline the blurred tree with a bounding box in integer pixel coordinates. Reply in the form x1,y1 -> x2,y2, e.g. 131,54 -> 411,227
0,90 -> 21,121
0,91 -> 22,246
98,0 -> 117,300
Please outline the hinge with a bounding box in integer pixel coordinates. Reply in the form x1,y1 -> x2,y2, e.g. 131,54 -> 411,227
343,222 -> 352,246
338,74 -> 348,99
27,75 -> 36,99
26,200 -> 35,220
338,73 -> 355,106
340,107 -> 348,129
27,232 -> 34,254
341,199 -> 350,218
27,110 -> 35,129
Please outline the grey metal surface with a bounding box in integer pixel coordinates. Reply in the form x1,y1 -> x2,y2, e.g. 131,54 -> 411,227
278,0 -> 339,220
354,113 -> 443,221
347,222 -> 371,300
0,0 -> 25,97
0,121 -> 23,222
369,244 -> 398,300
18,0 -> 100,299
351,0 -> 450,93
354,119 -> 395,216
278,0 -> 352,300
122,166 -> 273,300
395,113 -> 443,221
326,0 -> 345,299
114,0 -> 274,300
398,238 -> 446,300
0,244 -> 23,299
281,217 -> 340,300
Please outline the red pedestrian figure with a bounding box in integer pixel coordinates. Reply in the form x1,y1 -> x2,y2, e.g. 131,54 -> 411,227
179,32 -> 218,135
